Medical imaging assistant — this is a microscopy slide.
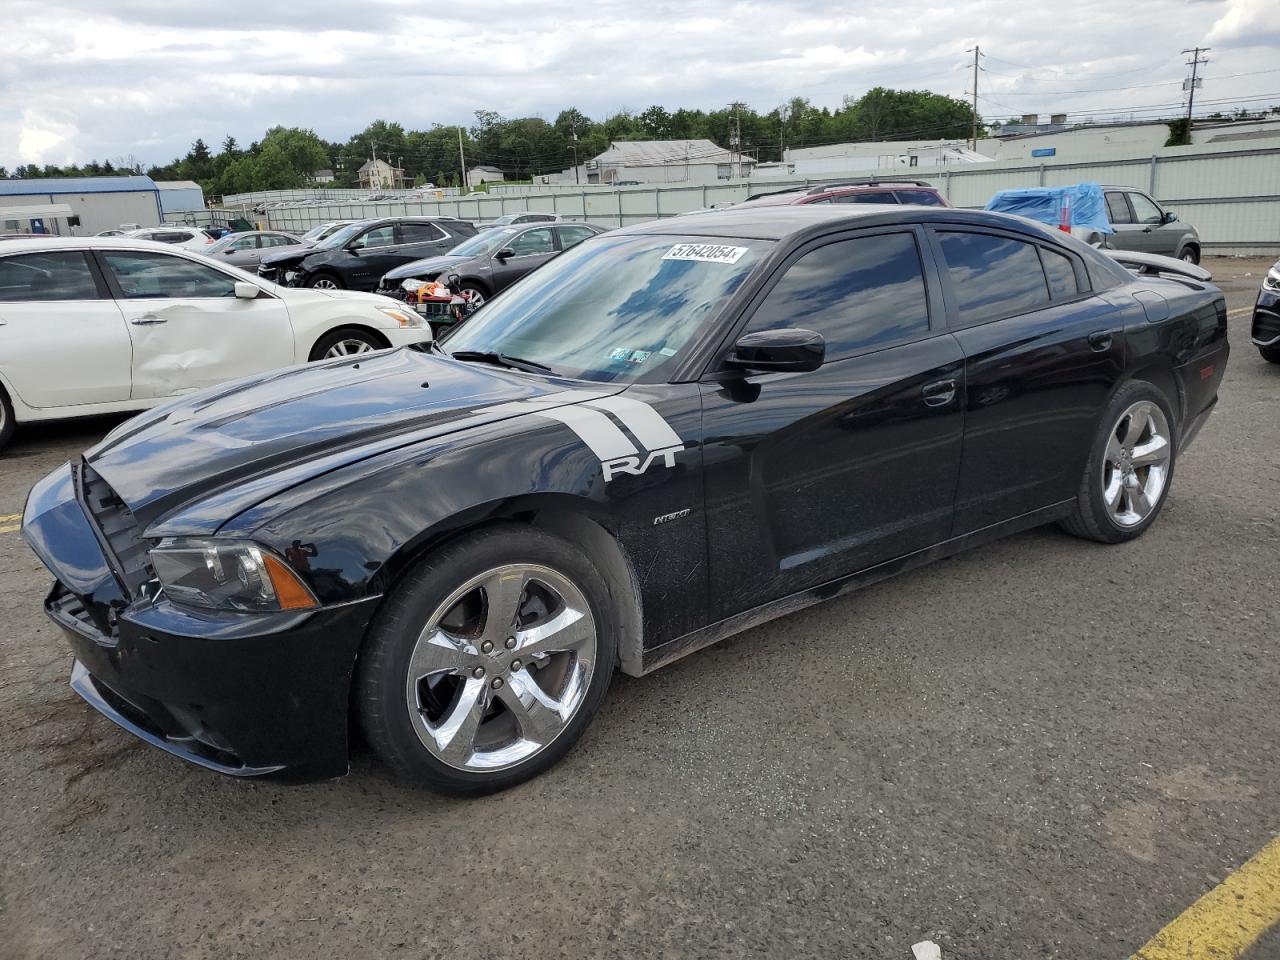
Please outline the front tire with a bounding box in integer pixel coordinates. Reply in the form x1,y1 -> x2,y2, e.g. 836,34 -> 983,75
1060,381 -> 1177,543
309,327 -> 386,361
357,524 -> 617,795
0,387 -> 14,453
305,272 -> 344,290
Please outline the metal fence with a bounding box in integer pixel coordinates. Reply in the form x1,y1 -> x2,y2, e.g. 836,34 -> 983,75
241,141 -> 1280,255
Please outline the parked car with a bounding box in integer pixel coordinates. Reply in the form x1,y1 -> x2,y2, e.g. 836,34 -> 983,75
376,221 -> 607,325
1096,185 -> 1201,264
1252,259 -> 1280,363
20,205 -> 1228,794
476,213 -> 564,230
123,226 -> 218,252
206,230 -> 305,269
0,237 -> 431,450
739,180 -> 950,208
257,217 -> 477,291
300,221 -> 358,245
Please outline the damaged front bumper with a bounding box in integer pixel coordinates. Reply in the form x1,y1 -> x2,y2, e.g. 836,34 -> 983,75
22,463 -> 378,782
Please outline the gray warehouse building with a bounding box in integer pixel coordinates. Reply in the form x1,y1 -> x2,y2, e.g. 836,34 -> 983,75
157,180 -> 206,217
0,176 -> 163,236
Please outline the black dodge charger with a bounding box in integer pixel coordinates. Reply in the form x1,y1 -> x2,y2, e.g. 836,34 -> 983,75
22,205 -> 1229,795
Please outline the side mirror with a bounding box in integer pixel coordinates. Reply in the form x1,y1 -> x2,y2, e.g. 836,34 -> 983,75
447,273 -> 462,286
727,328 -> 825,373
224,249 -> 235,255
1164,211 -> 1178,223
495,248 -> 514,261
233,281 -> 260,300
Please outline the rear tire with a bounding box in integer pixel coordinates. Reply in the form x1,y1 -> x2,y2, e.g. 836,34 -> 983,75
1060,381 -> 1177,544
1260,345 -> 1280,364
0,387 -> 14,453
357,524 -> 617,795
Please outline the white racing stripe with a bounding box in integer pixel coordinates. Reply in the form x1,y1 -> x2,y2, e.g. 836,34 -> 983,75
583,395 -> 682,450
534,405 -> 639,460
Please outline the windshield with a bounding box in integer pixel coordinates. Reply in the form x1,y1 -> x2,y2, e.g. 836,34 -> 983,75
444,234 -> 770,383
314,222 -> 368,250
447,227 -> 519,257
301,224 -> 331,241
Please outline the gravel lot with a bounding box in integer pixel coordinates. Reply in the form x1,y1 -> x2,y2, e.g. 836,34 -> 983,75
2,257 -> 1277,960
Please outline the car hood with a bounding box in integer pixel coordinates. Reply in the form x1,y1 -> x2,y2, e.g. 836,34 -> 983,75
383,255 -> 473,282
259,248 -> 315,268
84,349 -> 621,534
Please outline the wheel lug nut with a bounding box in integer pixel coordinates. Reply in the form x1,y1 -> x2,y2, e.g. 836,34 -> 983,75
504,637 -> 516,650
472,666 -> 485,679
491,677 -> 504,690
481,640 -> 494,653
511,659 -> 522,671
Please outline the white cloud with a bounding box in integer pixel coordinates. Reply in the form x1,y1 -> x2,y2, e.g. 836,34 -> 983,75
0,0 -> 1276,170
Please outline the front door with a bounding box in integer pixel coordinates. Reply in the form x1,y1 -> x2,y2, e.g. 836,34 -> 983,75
1104,190 -> 1146,251
700,227 -> 965,619
489,227 -> 560,292
344,222 -> 402,289
0,250 -> 132,408
927,226 -> 1128,532
96,249 -> 295,400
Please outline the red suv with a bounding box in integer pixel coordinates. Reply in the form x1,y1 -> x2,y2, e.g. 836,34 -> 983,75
739,180 -> 950,208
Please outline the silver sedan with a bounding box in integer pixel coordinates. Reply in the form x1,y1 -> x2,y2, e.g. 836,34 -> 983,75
206,230 -> 305,269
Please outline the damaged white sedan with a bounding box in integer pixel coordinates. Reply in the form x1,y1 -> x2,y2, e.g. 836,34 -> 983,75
0,237 -> 432,451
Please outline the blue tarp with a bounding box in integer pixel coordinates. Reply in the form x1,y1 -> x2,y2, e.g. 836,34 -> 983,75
984,181 -> 1114,234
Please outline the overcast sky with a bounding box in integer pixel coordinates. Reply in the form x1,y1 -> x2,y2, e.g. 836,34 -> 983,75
2,0 -> 1276,170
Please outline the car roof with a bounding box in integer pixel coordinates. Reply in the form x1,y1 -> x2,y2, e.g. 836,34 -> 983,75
0,236 -> 213,255
609,204 -> 1059,242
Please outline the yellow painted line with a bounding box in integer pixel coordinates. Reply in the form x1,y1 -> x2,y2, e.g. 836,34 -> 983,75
1226,306 -> 1251,319
1133,833 -> 1280,959
0,523 -> 19,534
0,513 -> 19,522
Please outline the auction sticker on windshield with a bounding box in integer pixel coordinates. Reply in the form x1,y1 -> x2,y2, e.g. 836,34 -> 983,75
662,243 -> 749,265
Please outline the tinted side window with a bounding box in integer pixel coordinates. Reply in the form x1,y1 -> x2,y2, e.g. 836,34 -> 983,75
0,252 -> 100,302
558,226 -> 597,249
746,232 -> 931,361
508,228 -> 556,256
399,222 -> 445,243
936,231 -> 1050,324
354,225 -> 396,248
231,235 -> 258,250
261,234 -> 293,247
1041,248 -> 1079,299
835,191 -> 898,204
103,250 -> 237,299
1105,192 -> 1133,225
894,189 -> 945,207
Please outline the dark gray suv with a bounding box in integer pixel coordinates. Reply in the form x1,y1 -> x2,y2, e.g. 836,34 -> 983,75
1092,186 -> 1201,264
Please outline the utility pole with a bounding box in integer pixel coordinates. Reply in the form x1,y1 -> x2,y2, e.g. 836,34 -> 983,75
458,127 -> 468,193
1181,46 -> 1210,146
728,101 -> 746,178
571,122 -> 580,185
966,45 -> 981,151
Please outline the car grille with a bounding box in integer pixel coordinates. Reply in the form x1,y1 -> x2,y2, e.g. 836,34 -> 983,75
1253,308 -> 1280,345
78,462 -> 154,598
48,581 -> 116,643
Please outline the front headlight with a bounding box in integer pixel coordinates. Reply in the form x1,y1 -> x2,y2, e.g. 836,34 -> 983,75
1264,267 -> 1280,293
378,305 -> 425,327
400,278 -> 427,292
150,538 -> 317,612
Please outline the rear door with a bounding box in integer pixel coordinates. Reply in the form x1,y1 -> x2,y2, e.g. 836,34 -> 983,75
0,250 -> 132,407
97,249 -> 295,400
397,221 -> 457,261
556,225 -> 599,252
929,227 -> 1126,532
489,226 -> 559,292
700,227 -> 965,617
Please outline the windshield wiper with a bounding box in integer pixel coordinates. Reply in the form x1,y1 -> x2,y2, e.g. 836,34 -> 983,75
449,350 -> 555,375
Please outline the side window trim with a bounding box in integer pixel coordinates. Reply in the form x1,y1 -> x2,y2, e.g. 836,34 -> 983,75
0,250 -> 110,302
701,224 -> 943,376
1035,244 -> 1093,302
91,249 -> 260,301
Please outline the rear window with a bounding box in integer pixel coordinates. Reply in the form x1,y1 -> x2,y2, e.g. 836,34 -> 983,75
936,231 -> 1050,324
834,191 -> 898,204
0,251 -> 99,301
894,189 -> 946,207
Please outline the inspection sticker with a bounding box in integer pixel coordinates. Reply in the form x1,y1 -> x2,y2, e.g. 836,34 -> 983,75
662,242 -> 749,265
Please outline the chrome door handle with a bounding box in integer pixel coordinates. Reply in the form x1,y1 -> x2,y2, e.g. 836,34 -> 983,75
130,316 -> 167,325
922,378 -> 957,407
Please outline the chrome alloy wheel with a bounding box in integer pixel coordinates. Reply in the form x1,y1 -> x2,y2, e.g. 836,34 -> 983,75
310,277 -> 339,289
323,338 -> 376,358
1102,400 -> 1171,527
404,564 -> 597,772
